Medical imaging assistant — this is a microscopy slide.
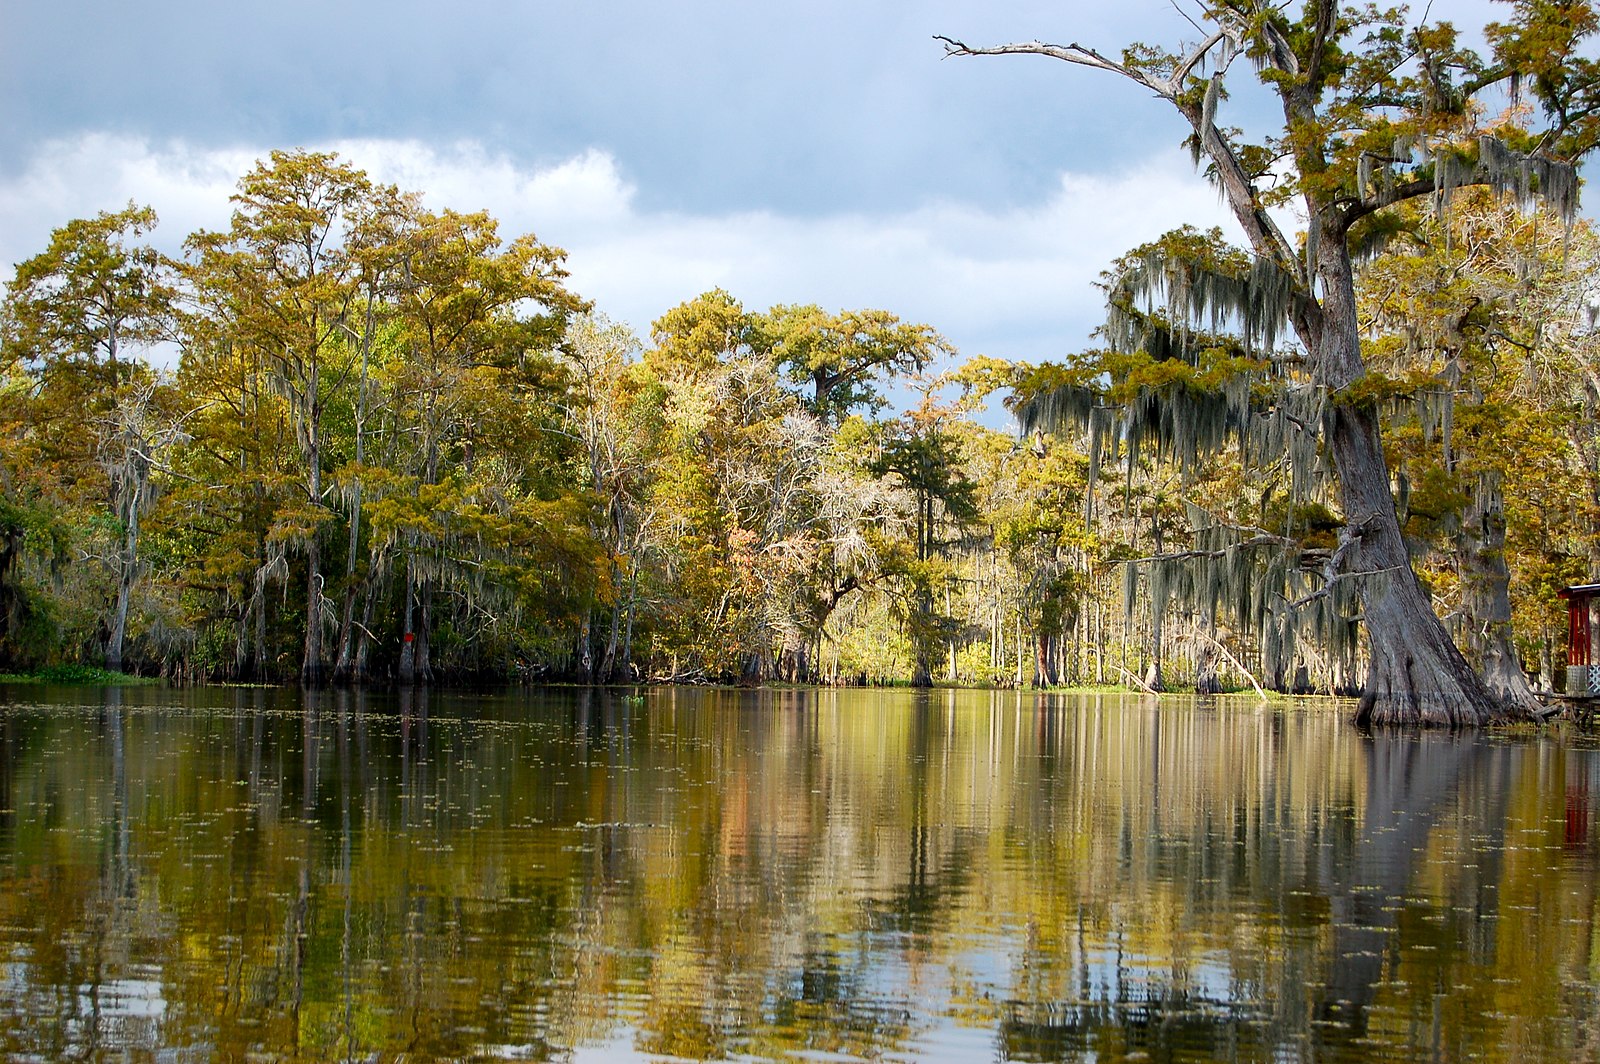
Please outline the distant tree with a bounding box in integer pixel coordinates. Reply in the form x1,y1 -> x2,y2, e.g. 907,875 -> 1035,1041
2,204 -> 177,670
96,377 -> 189,672
186,151 -> 380,685
871,402 -> 981,687
382,204 -> 589,683
2,204 -> 172,379
760,304 -> 949,423
559,312 -> 660,682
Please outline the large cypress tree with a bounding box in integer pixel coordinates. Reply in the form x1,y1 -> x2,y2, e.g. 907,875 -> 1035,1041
942,0 -> 1600,724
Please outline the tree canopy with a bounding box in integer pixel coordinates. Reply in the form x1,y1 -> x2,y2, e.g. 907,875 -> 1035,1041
942,0 -> 1600,724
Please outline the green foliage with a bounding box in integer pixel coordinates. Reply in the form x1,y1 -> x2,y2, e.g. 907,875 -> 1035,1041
944,0 -> 1600,717
1355,189 -> 1600,686
0,663 -> 158,685
760,303 -> 950,422
7,68 -> 1600,698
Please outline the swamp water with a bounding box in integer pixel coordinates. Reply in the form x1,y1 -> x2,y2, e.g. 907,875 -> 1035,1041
0,684 -> 1598,1062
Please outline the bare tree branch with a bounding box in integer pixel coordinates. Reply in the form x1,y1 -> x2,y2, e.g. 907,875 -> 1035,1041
935,36 -> 1166,94
1305,0 -> 1337,87
936,30 -> 1302,276
1117,663 -> 1162,694
1172,29 -> 1234,88
1192,624 -> 1269,699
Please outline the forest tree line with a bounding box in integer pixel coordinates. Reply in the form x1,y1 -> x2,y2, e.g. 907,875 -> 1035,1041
0,146 -> 1597,693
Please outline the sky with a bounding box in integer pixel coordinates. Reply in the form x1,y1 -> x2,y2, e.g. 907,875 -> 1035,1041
0,0 -> 1511,412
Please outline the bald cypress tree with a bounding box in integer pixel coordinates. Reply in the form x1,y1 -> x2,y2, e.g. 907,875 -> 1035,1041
943,0 -> 1600,724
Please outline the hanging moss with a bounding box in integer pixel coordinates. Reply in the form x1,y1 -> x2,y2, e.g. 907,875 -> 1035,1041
1119,510 -> 1367,692
1021,223 -> 1386,690
1017,379 -> 1098,438
1477,136 -> 1579,226
1122,557 -> 1140,639
1201,74 -> 1221,142
1106,248 -> 1301,357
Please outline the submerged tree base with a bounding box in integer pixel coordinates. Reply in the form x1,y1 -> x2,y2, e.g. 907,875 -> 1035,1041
1347,518 -> 1537,729
1353,653 -> 1531,728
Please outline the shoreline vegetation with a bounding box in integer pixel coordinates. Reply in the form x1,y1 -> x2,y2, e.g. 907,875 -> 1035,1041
8,0 -> 1600,722
0,158 -> 1590,712
0,665 -> 159,686
0,666 -> 1315,702
0,157 -> 1590,709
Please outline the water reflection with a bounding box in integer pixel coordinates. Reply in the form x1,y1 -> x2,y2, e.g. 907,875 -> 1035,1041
0,685 -> 1597,1061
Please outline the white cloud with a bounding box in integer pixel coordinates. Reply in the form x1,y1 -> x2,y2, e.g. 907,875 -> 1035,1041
0,134 -> 1237,370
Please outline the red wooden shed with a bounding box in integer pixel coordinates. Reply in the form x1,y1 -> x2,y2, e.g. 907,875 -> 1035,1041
1559,583 -> 1600,698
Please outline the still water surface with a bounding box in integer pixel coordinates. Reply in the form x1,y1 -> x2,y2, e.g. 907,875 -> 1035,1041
1,685 -> 1598,1062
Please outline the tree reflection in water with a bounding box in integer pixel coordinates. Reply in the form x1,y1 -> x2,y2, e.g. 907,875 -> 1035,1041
0,684 -> 1596,1061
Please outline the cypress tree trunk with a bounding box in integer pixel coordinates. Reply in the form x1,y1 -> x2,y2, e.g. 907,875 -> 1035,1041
577,612 -> 594,682
241,474 -> 267,683
1073,590 -> 1087,686
1194,644 -> 1221,693
1331,407 -> 1507,726
300,364 -> 327,688
1034,632 -> 1058,687
351,573 -> 382,684
945,587 -> 957,682
331,317 -> 371,687
989,615 -> 998,675
233,599 -> 250,681
1194,619 -> 1222,694
911,494 -> 934,688
598,602 -> 622,683
1317,237 -> 1517,726
106,497 -> 140,673
911,634 -> 934,687
742,650 -> 771,686
1145,602 -> 1165,693
0,523 -> 26,672
330,479 -> 363,685
1268,643 -> 1288,693
397,555 -> 418,686
253,586 -> 268,681
618,565 -> 639,682
1460,477 -> 1542,711
779,630 -> 809,683
302,537 -> 325,686
1014,612 -> 1025,687
330,609 -> 356,684
1095,596 -> 1105,686
415,585 -> 432,683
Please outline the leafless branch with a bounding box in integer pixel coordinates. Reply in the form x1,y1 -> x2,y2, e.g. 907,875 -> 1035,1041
1122,532 -> 1295,568
1117,663 -> 1161,695
1286,564 -> 1406,610
935,36 -> 1158,88
1172,29 -> 1234,88
1169,0 -> 1206,38
936,26 -> 1299,272
1192,624 -> 1269,699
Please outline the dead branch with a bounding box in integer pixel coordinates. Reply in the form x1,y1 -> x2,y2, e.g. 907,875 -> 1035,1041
1117,663 -> 1161,695
1192,626 -> 1269,699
